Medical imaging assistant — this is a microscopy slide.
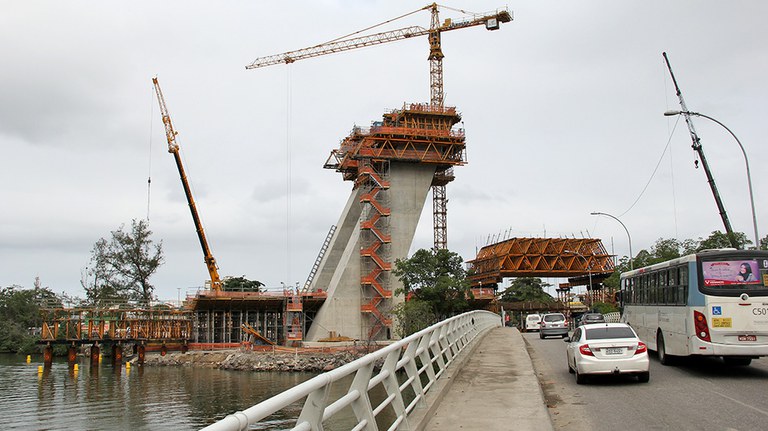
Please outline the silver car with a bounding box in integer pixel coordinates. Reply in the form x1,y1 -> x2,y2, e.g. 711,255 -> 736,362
539,312 -> 569,339
565,323 -> 650,384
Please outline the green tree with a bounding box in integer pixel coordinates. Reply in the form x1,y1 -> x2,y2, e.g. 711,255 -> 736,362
223,276 -> 264,292
696,230 -> 750,251
390,299 -> 436,338
499,277 -> 554,303
393,248 -> 472,319
761,235 -> 768,251
0,280 -> 60,353
83,219 -> 163,305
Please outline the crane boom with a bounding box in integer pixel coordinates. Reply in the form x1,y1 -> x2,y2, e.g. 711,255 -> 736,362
152,76 -> 223,291
246,3 -> 511,249
662,53 -> 738,248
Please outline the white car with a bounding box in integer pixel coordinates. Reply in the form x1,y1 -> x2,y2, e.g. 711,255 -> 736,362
524,314 -> 541,332
564,323 -> 650,384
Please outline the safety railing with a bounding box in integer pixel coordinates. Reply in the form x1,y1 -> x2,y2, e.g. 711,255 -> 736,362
201,310 -> 501,431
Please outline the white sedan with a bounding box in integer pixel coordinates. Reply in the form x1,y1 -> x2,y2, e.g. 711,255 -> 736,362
564,322 -> 650,384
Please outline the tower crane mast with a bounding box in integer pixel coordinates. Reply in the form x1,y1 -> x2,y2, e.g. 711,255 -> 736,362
152,76 -> 223,291
246,3 -> 512,249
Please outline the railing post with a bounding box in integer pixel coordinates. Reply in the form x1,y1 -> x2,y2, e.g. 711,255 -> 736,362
349,362 -> 378,431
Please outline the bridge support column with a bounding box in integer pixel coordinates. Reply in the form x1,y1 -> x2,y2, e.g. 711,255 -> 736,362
112,343 -> 123,365
43,344 -> 53,368
90,343 -> 100,366
68,345 -> 77,365
137,344 -> 146,365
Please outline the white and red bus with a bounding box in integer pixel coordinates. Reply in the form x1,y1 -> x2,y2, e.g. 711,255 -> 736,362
620,249 -> 768,366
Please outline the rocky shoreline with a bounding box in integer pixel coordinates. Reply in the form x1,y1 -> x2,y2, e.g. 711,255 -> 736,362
142,349 -> 371,372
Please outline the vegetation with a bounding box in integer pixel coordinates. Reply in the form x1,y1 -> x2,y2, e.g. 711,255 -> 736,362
392,248 -> 473,335
0,279 -> 60,353
223,276 -> 264,292
498,277 -> 554,303
82,219 -> 164,305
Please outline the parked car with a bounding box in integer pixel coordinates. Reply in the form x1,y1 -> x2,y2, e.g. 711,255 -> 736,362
564,322 -> 650,384
539,312 -> 568,339
577,312 -> 606,326
524,314 -> 541,332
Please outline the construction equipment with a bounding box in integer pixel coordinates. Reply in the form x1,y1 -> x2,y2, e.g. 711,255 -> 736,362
246,3 -> 512,250
662,53 -> 738,248
152,77 -> 223,291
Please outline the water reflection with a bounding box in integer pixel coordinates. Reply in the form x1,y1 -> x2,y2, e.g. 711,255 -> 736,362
0,354 -> 317,430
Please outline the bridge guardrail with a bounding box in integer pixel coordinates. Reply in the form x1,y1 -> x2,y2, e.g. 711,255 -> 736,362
202,310 -> 501,431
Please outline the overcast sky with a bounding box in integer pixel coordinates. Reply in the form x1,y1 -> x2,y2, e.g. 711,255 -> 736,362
2,1 -> 766,300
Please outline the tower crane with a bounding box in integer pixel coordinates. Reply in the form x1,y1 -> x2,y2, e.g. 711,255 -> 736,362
152,76 -> 223,291
246,3 -> 512,250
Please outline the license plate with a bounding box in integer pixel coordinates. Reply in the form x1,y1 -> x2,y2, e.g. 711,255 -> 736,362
605,348 -> 623,355
738,335 -> 757,342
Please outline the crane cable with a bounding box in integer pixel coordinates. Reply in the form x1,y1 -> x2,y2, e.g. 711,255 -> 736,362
616,115 -> 681,219
323,6 -> 427,45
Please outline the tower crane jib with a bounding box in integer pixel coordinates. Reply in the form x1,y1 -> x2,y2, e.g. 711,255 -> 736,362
245,4 -> 511,250
152,76 -> 223,291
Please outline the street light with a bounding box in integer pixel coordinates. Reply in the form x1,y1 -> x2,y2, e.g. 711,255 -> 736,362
664,110 -> 759,249
591,212 -> 633,270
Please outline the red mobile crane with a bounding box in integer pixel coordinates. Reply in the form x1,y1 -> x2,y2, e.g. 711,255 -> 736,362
152,77 -> 222,291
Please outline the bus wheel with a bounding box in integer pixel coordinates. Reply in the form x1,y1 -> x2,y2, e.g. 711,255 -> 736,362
657,331 -> 675,366
724,357 -> 752,366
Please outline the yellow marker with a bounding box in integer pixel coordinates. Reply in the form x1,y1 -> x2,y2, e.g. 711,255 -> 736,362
37,366 -> 43,374
98,354 -> 102,363
74,364 -> 79,372
26,355 -> 31,363
126,362 -> 131,369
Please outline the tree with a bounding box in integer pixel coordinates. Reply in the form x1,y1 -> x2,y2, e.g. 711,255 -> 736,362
0,281 -> 60,353
761,235 -> 768,251
223,276 -> 264,292
393,248 -> 472,319
390,299 -> 435,338
83,219 -> 163,305
499,277 -> 554,303
697,230 -> 750,251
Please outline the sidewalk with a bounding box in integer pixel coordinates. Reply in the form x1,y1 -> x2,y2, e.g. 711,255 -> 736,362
421,326 -> 553,431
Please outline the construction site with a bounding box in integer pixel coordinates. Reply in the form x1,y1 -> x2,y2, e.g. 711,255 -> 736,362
37,5 -> 617,358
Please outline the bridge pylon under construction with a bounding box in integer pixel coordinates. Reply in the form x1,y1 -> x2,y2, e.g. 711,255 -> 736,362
305,103 -> 466,342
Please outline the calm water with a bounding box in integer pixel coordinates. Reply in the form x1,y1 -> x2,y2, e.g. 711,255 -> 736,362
0,354 -> 322,430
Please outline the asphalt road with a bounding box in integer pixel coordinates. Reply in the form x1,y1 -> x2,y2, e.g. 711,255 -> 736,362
524,331 -> 768,431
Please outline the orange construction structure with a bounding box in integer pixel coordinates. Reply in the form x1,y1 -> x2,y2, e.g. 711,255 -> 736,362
467,237 -> 616,288
323,103 -> 466,339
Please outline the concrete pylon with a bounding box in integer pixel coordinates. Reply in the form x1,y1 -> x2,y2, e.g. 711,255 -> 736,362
306,163 -> 436,341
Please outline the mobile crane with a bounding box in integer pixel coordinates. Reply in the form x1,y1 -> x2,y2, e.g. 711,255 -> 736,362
246,3 -> 512,250
152,77 -> 222,291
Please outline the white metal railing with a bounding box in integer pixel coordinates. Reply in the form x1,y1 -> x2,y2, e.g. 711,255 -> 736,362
202,310 -> 501,431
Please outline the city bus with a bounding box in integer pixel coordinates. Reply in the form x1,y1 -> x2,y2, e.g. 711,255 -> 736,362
620,249 -> 768,366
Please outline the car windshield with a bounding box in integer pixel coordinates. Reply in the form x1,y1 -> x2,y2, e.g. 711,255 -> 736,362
543,314 -> 564,322
585,327 -> 635,340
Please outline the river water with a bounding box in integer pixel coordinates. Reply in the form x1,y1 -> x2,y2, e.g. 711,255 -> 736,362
0,354 -> 323,430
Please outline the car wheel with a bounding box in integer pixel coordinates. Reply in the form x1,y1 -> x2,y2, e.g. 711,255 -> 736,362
723,357 -> 752,366
575,368 -> 587,385
657,331 -> 675,366
637,372 -> 650,383
539,332 -> 545,339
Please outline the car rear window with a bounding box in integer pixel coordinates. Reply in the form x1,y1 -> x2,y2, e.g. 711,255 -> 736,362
585,327 -> 636,340
543,314 -> 565,322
